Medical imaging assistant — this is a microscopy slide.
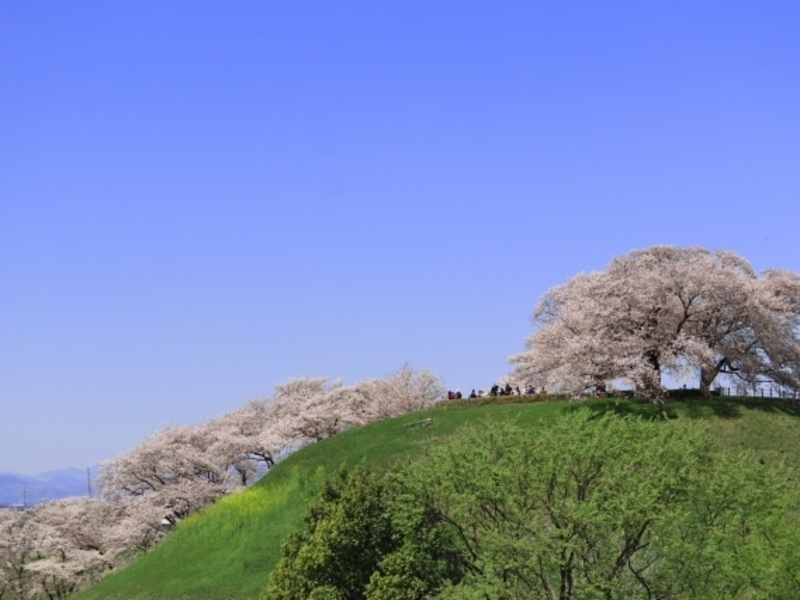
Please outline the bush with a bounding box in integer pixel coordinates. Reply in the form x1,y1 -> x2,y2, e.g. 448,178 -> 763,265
263,411 -> 800,599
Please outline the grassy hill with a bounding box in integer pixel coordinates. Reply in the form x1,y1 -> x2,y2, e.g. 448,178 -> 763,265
74,396 -> 800,600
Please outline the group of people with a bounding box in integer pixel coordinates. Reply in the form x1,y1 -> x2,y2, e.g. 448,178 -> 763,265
446,383 -> 544,400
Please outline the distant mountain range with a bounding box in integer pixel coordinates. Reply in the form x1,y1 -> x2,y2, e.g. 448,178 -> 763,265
0,468 -> 97,506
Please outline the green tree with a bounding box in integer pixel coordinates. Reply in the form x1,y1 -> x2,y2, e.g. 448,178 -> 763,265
264,411 -> 800,599
262,469 -> 463,600
400,411 -> 800,599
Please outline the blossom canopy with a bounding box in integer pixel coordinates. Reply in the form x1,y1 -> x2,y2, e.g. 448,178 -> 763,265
510,245 -> 800,399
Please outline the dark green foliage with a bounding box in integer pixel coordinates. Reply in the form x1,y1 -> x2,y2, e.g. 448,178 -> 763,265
264,469 -> 395,600
262,469 -> 463,600
365,483 -> 465,600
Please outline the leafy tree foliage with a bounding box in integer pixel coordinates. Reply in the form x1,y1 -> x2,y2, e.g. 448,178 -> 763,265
403,412 -> 800,599
262,469 -> 464,600
510,245 -> 800,398
265,412 -> 800,600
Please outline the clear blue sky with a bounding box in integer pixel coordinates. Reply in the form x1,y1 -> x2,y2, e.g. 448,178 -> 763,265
2,1 -> 799,474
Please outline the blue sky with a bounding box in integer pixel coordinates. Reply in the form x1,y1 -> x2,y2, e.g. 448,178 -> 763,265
2,1 -> 799,474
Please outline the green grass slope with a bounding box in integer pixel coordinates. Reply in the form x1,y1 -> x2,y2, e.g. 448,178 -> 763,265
74,397 -> 800,600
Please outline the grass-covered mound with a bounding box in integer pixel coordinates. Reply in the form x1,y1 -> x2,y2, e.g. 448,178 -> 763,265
74,397 -> 800,600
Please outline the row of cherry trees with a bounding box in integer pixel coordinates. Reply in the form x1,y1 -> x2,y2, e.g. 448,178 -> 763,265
0,366 -> 442,599
510,245 -> 800,399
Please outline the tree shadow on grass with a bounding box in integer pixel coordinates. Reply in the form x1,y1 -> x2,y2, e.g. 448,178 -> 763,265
571,396 -> 800,422
568,398 -> 679,422
681,398 -> 741,419
718,396 -> 800,417
684,396 -> 800,419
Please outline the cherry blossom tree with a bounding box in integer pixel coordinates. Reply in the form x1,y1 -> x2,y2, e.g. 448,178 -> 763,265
207,398 -> 290,486
1,498 -> 157,599
266,377 -> 360,444
0,509 -> 36,600
265,366 -> 443,445
97,424 -> 228,525
510,245 -> 800,399
25,498 -> 121,598
103,495 -> 171,555
0,365 -> 443,599
91,365 -> 442,549
355,364 -> 444,421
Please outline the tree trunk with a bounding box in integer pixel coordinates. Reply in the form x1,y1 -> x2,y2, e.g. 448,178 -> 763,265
700,360 -> 725,397
699,367 -> 714,397
641,351 -> 664,401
